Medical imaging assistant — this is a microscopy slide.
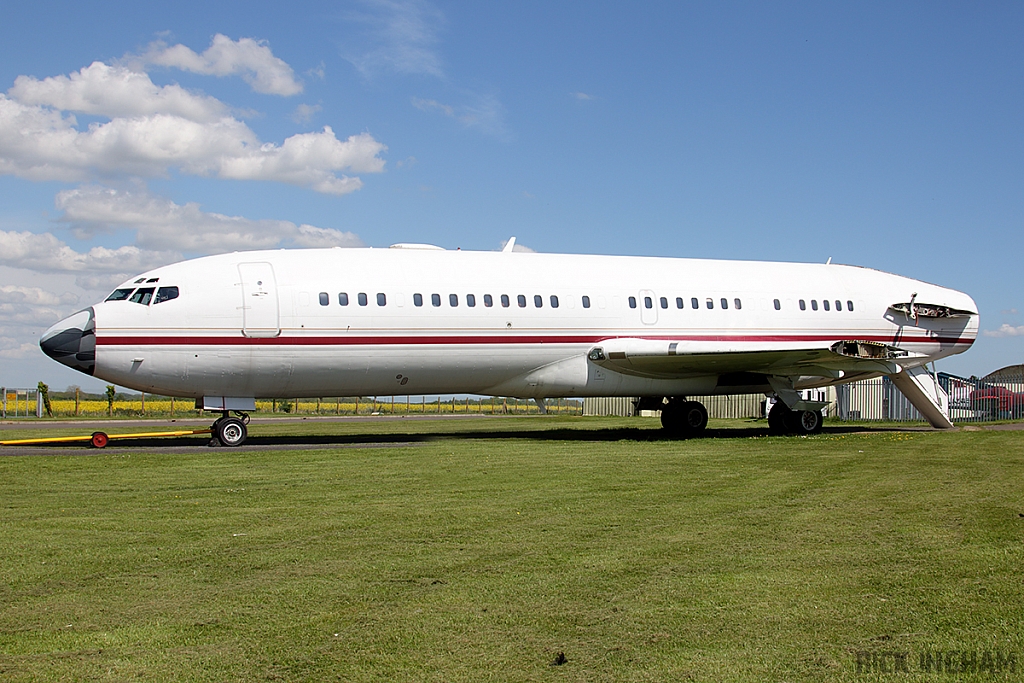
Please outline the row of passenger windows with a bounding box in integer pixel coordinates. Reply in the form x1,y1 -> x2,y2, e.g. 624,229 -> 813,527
324,292 -> 562,309
319,292 -> 855,312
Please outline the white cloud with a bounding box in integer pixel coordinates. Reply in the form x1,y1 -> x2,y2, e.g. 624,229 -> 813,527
0,229 -> 175,275
139,34 -> 303,96
0,93 -> 386,193
412,97 -> 453,116
571,91 -> 594,101
347,0 -> 446,78
9,61 -> 226,122
412,93 -> 506,138
983,324 -> 1024,338
56,185 -> 364,253
290,103 -> 322,123
0,285 -> 78,306
0,338 -> 41,360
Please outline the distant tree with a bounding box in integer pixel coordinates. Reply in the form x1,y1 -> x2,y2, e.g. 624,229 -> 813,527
37,381 -> 53,417
105,385 -> 116,416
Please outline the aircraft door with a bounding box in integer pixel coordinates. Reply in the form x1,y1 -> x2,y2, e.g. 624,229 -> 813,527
638,289 -> 658,325
238,262 -> 281,338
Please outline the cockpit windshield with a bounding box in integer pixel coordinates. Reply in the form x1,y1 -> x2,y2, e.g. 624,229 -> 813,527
155,286 -> 179,304
105,285 -> 179,305
105,288 -> 134,301
128,288 -> 155,305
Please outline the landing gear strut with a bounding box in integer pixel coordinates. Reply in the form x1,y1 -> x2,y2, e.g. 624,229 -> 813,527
768,401 -> 822,435
660,398 -> 709,437
211,411 -> 249,446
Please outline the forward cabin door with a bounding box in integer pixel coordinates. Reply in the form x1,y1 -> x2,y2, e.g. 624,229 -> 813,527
238,262 -> 281,338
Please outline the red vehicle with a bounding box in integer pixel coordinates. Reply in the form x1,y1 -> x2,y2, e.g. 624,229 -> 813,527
968,385 -> 1024,419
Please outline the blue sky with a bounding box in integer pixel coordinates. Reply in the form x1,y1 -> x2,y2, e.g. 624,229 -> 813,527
1,1 -> 1021,391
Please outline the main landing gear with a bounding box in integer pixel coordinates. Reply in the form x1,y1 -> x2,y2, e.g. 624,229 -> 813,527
767,401 -> 823,435
660,398 -> 709,437
211,412 -> 249,447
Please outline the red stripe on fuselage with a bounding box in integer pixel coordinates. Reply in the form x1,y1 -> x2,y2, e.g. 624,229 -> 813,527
95,333 -> 975,346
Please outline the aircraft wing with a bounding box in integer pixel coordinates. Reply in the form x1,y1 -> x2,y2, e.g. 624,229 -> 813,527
586,337 -> 919,381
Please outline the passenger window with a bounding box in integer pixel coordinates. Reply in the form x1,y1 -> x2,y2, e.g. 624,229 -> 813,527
339,292 -> 349,306
721,298 -> 728,309
155,286 -> 179,304
377,293 -> 386,306
319,292 -> 329,306
501,294 -> 510,308
691,297 -> 699,309
484,294 -> 493,307
582,295 -> 591,309
706,298 -> 714,309
534,295 -> 543,308
773,298 -> 781,310
811,300 -> 818,311
106,288 -> 134,302
629,296 -> 637,309
799,299 -> 806,311
129,287 -> 155,305
734,298 -> 742,310
517,295 -> 526,308
550,295 -> 559,308
431,293 -> 441,307
676,297 -> 683,309
358,293 -> 368,306
413,293 -> 423,307
644,296 -> 653,309
660,297 -> 668,309
823,299 -> 830,311
835,300 -> 842,311
847,300 -> 854,311
450,294 -> 459,307
467,294 -> 476,307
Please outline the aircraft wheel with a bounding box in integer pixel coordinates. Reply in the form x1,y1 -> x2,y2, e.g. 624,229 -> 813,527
768,402 -> 790,434
661,400 -> 708,436
788,410 -> 823,435
660,402 -> 681,433
215,417 -> 248,447
680,401 -> 709,434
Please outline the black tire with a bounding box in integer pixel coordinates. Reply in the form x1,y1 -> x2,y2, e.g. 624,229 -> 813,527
215,417 -> 248,446
680,401 -> 708,434
768,402 -> 790,434
789,410 -> 823,435
660,402 -> 678,430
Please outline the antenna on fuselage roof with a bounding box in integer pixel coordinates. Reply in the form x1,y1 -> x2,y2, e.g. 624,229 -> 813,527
502,236 -> 516,253
826,256 -> 832,264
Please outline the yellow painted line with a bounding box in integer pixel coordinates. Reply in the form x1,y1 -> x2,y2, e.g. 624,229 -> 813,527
1,434 -> 95,445
1,428 -> 212,446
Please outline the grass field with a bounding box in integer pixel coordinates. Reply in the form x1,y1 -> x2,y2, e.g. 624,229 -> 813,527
1,416 -> 1022,681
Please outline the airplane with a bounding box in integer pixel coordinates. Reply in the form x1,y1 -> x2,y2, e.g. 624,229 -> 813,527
39,239 -> 978,446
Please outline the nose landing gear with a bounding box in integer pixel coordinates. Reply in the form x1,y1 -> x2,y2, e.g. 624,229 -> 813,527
211,412 -> 249,446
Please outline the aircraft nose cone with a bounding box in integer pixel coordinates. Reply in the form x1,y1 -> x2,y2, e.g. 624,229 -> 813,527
40,307 -> 96,376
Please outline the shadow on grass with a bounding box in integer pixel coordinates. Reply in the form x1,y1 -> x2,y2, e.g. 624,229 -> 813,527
0,421 -> 931,455
242,423 -> 917,446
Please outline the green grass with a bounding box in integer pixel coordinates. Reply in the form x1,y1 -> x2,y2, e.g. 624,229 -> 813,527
1,417 -> 1022,681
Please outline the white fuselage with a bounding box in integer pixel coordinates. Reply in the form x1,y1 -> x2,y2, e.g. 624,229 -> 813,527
43,247 -> 979,402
